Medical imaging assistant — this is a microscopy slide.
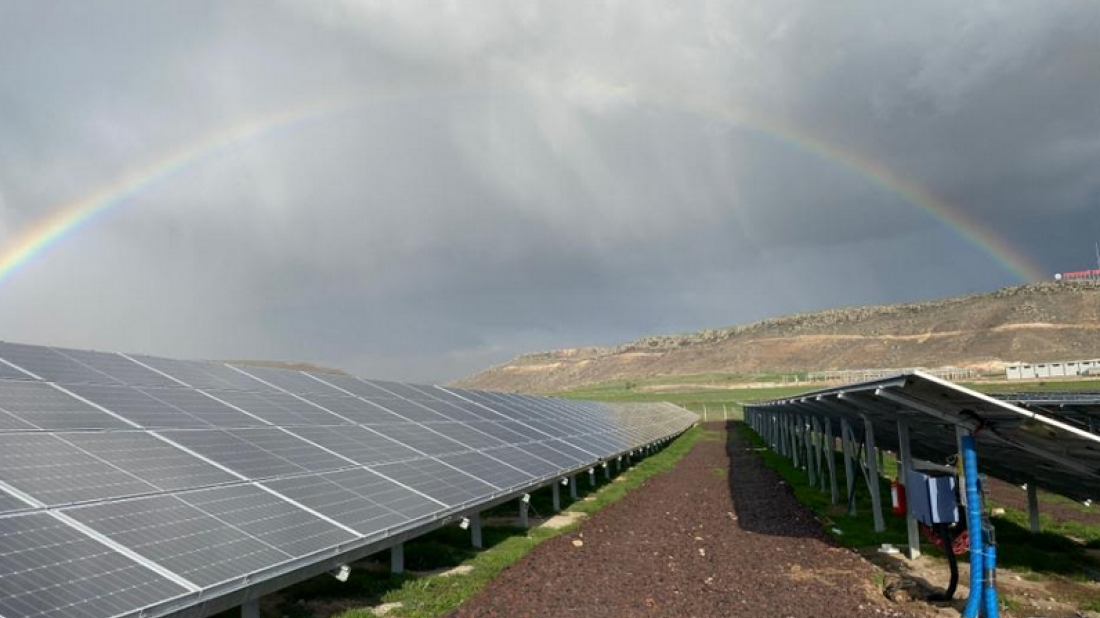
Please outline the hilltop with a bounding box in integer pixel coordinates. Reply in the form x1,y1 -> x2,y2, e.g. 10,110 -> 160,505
456,282 -> 1100,393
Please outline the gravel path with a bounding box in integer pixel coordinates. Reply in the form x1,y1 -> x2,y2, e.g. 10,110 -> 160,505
447,423 -> 928,618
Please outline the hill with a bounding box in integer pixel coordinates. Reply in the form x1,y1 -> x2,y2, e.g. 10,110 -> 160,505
456,281 -> 1100,393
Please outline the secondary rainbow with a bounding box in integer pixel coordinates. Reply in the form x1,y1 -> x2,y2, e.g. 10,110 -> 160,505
0,91 -> 1047,287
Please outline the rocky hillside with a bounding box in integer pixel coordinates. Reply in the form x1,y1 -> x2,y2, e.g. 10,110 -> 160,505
457,282 -> 1100,392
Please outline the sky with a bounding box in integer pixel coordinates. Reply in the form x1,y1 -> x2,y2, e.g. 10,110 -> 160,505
1,1 -> 1099,382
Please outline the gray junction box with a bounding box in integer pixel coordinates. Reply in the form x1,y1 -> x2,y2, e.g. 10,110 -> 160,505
906,470 -> 959,525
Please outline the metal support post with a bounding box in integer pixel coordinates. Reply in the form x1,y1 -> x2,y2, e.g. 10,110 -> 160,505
863,416 -> 886,533
391,543 -> 404,574
825,419 -> 839,504
589,467 -> 597,486
552,481 -> 562,512
569,475 -> 578,500
804,417 -> 816,485
1028,482 -> 1041,533
241,599 -> 260,618
470,512 -> 483,549
841,419 -> 857,516
783,414 -> 791,457
897,419 -> 921,559
603,462 -> 611,480
955,426 -> 969,508
814,418 -> 826,493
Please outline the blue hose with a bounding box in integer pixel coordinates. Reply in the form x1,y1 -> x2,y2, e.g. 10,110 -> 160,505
984,544 -> 1000,618
961,435 -> 985,618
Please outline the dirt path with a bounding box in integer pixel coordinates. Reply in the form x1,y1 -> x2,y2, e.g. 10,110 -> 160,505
447,423 -> 928,618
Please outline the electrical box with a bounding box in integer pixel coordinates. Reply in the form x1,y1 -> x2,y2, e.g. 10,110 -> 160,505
906,470 -> 959,525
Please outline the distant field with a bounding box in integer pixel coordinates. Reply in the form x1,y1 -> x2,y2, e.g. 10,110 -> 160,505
558,373 -> 1100,417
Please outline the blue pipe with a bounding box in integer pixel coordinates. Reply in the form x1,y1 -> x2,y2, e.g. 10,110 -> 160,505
984,544 -> 1000,618
961,435 -> 984,618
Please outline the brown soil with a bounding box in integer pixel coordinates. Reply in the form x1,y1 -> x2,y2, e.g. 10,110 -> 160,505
447,423 -> 932,618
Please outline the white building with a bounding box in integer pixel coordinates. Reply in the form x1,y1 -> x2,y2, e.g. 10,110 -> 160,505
1005,358 -> 1100,380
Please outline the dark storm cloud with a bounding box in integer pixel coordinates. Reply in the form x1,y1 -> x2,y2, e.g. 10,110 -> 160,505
0,0 -> 1098,381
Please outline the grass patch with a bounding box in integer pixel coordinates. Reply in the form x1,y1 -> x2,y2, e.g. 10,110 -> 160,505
556,374 -> 1100,421
266,426 -> 704,618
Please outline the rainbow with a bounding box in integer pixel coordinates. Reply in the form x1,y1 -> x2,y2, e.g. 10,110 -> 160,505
667,95 -> 1047,282
0,90 -> 1047,288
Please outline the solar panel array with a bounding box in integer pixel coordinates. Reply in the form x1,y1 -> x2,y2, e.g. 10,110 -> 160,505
0,341 -> 694,618
745,371 -> 1100,501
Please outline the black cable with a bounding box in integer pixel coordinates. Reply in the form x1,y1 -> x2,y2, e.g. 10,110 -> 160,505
928,525 -> 958,601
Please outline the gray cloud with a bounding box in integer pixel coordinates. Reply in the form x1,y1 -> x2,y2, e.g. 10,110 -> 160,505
0,0 -> 1098,381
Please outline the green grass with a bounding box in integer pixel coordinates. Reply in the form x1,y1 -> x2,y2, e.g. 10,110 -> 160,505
962,378 -> 1100,394
266,426 -> 705,618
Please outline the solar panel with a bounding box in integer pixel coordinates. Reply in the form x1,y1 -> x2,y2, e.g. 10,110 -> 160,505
370,459 -> 496,506
482,445 -> 562,478
128,356 -> 244,391
53,348 -> 181,387
0,513 -> 190,618
174,484 -> 357,557
423,422 -> 505,450
524,419 -> 571,439
566,434 -> 619,458
365,397 -> 452,423
411,399 -> 484,422
323,467 -> 444,518
199,364 -> 275,391
310,374 -> 396,399
523,442 -> 587,468
0,340 -> 697,618
0,407 -> 36,431
403,383 -> 461,402
142,388 -> 266,427
498,420 -> 551,441
444,399 -> 507,420
455,390 -> 530,420
59,432 -> 238,491
284,425 -> 421,465
0,360 -> 34,381
749,372 -> 1100,501
227,427 -> 352,471
361,380 -> 432,401
368,423 -> 470,455
0,381 -> 131,430
547,438 -> 601,461
438,451 -> 534,490
0,341 -> 120,385
160,428 -> 347,478
212,390 -> 349,426
64,494 -> 292,588
65,384 -> 211,428
262,473 -> 409,536
231,366 -> 344,396
0,489 -> 31,515
466,421 -> 536,444
0,433 -> 159,506
296,395 -> 408,424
